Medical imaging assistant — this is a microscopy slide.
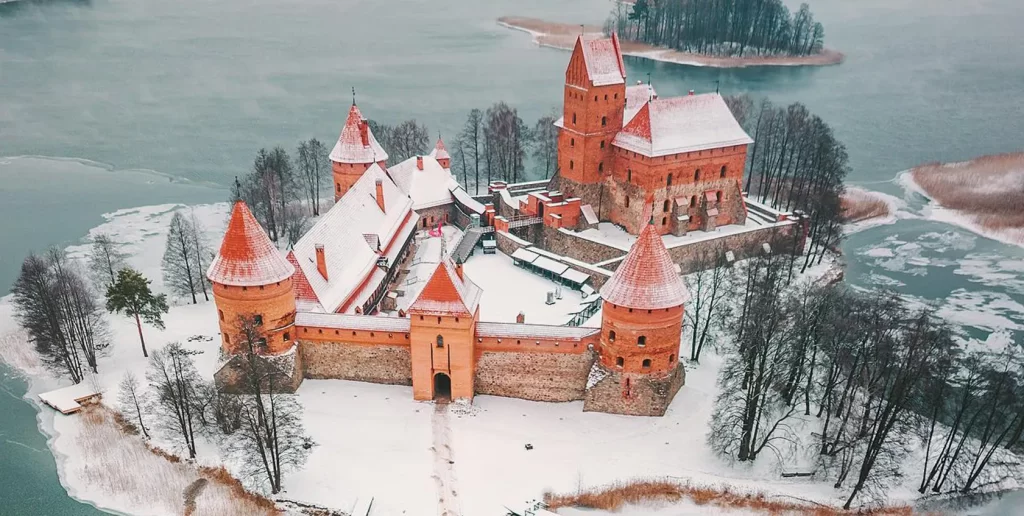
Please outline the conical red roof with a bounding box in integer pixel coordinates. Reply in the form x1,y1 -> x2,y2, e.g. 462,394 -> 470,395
600,222 -> 690,309
328,104 -> 388,164
207,201 -> 294,287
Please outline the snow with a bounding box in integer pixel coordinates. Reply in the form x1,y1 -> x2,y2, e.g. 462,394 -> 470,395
579,36 -> 626,87
388,154 -> 459,211
328,104 -> 389,164
600,223 -> 691,310
613,93 -> 754,158
624,82 -> 656,124
292,164 -> 417,313
38,383 -> 100,414
842,186 -> 912,234
450,184 -> 486,214
462,252 -> 593,325
572,215 -> 795,254
206,201 -> 294,287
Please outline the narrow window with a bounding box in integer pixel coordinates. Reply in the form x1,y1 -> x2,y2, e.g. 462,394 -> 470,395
594,95 -> 598,101
638,335 -> 647,347
225,334 -> 230,345
717,191 -> 723,202
616,356 -> 624,367
257,337 -> 267,349
283,332 -> 290,341
609,330 -> 616,342
254,314 -> 263,326
690,195 -> 697,207
600,140 -> 605,149
572,113 -> 576,125
598,162 -> 604,172
627,169 -> 632,182
670,354 -> 675,364
663,200 -> 670,212
604,94 -> 608,100
642,359 -> 651,370
720,165 -> 727,178
336,183 -> 341,193
667,174 -> 673,186
571,138 -> 575,147
625,196 -> 630,208
570,160 -> 574,170
436,335 -> 444,348
218,310 -> 224,321
694,169 -> 700,181
614,93 -> 618,99
437,316 -> 442,324
662,216 -> 667,225
601,116 -> 607,127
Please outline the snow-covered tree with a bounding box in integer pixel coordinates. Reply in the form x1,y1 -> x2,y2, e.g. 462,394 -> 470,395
88,233 -> 129,289
118,371 -> 151,439
162,211 -> 204,304
147,342 -> 205,459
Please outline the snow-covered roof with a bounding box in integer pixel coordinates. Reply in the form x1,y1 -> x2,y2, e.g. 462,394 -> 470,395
600,221 -> 690,309
295,312 -> 411,333
409,259 -> 482,316
429,137 -> 450,162
292,165 -> 416,313
578,34 -> 626,87
329,104 -> 389,164
449,185 -> 486,214
207,201 -> 295,287
613,93 -> 753,157
580,204 -> 599,225
624,82 -> 656,125
475,322 -> 599,341
388,154 -> 458,211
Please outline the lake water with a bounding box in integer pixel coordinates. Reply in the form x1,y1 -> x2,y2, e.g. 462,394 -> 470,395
1,0 -> 1022,512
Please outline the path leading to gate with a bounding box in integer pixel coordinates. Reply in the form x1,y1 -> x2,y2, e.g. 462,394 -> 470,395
432,402 -> 461,516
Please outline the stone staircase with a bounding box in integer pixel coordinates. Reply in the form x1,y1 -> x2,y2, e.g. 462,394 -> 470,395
452,226 -> 488,263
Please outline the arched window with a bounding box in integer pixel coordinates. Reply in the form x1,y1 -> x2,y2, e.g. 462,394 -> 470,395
609,330 -> 616,342
638,335 -> 647,347
616,356 -> 624,367
627,169 -> 632,182
225,334 -> 230,345
283,332 -> 290,341
570,138 -> 575,147
569,160 -> 574,170
662,217 -> 667,225
253,314 -> 263,326
670,354 -> 675,364
690,196 -> 697,207
720,165 -> 727,178
336,183 -> 341,193
598,162 -> 604,172
601,116 -> 607,127
436,335 -> 444,348
625,196 -> 630,208
218,310 -> 224,321
600,140 -> 605,149
694,169 -> 700,181
717,191 -> 723,202
663,200 -> 670,212
572,113 -> 577,125
667,174 -> 673,186
594,95 -> 598,101
642,359 -> 651,369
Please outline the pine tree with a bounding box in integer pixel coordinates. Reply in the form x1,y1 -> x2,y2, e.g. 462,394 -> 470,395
105,268 -> 168,358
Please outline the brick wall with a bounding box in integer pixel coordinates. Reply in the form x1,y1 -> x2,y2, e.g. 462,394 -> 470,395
474,349 -> 597,402
667,223 -> 801,275
583,364 -> 685,416
213,279 -> 296,355
299,340 -> 412,385
414,204 -> 453,231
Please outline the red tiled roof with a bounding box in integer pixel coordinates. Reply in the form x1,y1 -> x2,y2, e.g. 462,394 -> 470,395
599,221 -> 690,309
578,34 -> 626,86
328,104 -> 389,164
286,251 -> 318,303
409,260 -> 481,316
207,201 -> 294,287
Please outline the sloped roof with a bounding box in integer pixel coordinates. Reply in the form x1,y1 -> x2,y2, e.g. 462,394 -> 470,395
578,34 -> 626,86
624,82 -> 656,124
207,202 -> 294,287
476,322 -> 599,341
388,154 -> 458,211
329,104 -> 389,164
599,221 -> 690,309
286,251 -> 319,303
613,93 -> 753,157
409,260 -> 482,316
429,138 -> 450,162
291,164 -> 415,313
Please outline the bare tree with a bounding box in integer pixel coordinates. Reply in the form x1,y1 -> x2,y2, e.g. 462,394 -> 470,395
88,233 -> 128,289
188,208 -> 211,302
370,119 -> 429,163
147,342 -> 205,459
225,315 -> 313,493
118,371 -> 151,439
485,102 -> 529,183
162,211 -> 201,304
238,147 -> 295,243
459,109 -> 484,193
283,204 -> 311,248
296,138 -> 330,216
532,114 -> 559,179
684,249 -> 731,363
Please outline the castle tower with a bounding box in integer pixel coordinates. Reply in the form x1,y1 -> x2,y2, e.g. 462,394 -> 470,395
207,201 -> 297,355
408,259 -> 482,402
556,34 -> 626,207
330,104 -> 389,201
584,217 -> 690,416
429,136 -> 451,170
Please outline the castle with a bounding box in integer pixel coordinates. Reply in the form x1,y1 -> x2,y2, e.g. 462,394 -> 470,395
208,34 -> 806,416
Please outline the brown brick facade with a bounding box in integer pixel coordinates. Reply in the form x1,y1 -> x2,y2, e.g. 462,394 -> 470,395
213,279 -> 296,355
299,340 -> 412,385
583,364 -> 685,417
474,350 -> 597,402
599,303 -> 684,375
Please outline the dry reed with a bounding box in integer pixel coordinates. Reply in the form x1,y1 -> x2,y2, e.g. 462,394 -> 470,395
910,152 -> 1024,241
544,478 -> 917,515
841,189 -> 892,223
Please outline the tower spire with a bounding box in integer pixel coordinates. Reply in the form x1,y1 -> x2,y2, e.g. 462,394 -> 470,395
352,86 -> 356,106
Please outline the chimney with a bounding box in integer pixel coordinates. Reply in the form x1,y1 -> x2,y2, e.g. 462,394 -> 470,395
516,311 -> 525,324
375,178 -> 385,212
688,90 -> 695,96
359,119 -> 369,146
416,155 -> 424,171
314,244 -> 328,280
454,258 -> 464,281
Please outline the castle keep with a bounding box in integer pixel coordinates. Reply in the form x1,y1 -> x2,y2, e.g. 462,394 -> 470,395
209,34 -> 807,416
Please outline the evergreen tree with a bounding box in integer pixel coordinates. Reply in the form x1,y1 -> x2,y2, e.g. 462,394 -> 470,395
105,268 -> 168,358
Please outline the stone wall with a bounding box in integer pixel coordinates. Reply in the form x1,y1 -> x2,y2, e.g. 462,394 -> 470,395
667,222 -> 801,275
540,225 -> 625,264
583,363 -> 685,416
299,340 -> 412,385
214,345 -> 305,394
414,204 -> 453,231
474,349 -> 596,402
495,231 -> 530,256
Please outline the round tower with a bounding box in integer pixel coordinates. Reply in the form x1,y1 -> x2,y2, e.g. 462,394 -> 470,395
330,103 -> 389,201
207,201 -> 297,355
598,220 -> 689,374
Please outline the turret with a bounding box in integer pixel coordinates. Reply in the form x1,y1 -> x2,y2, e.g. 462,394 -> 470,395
207,201 -> 297,355
429,137 -> 451,170
329,104 -> 389,201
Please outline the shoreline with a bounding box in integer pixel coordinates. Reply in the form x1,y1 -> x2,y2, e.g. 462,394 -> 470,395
841,186 -> 908,234
498,17 -> 845,69
902,152 -> 1024,248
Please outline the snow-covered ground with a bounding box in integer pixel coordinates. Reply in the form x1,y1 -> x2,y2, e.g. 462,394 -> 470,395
842,185 -> 913,234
